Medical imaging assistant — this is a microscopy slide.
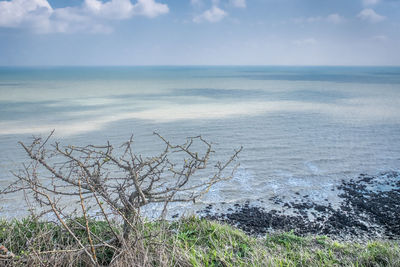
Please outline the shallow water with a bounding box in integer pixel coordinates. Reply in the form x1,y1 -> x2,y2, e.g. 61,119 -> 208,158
1,66 -> 400,218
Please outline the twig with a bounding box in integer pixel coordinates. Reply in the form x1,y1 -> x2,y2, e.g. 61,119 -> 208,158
78,177 -> 98,264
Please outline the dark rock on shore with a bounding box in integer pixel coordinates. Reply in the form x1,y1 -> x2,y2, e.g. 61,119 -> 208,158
202,171 -> 400,240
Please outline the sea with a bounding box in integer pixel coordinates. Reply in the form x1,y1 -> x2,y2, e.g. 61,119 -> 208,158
1,66 -> 400,218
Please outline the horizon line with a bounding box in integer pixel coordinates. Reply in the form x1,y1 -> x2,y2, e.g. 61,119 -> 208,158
1,64 -> 400,68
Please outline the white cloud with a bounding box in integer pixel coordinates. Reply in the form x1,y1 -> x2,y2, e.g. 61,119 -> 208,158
193,6 -> 227,23
293,38 -> 317,46
0,0 -> 169,33
294,14 -> 345,24
230,0 -> 246,8
362,0 -> 380,6
326,13 -> 345,24
293,16 -> 322,24
190,0 -> 203,6
307,16 -> 322,23
85,0 -> 134,19
0,0 -> 110,33
357,8 -> 385,23
0,0 -> 52,27
132,0 -> 169,18
372,35 -> 388,41
50,7 -> 114,34
85,0 -> 168,19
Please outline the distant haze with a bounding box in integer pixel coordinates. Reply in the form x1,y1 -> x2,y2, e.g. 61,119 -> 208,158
0,0 -> 400,66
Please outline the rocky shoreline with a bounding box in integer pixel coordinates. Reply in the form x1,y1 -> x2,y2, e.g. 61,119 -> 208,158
201,171 -> 400,240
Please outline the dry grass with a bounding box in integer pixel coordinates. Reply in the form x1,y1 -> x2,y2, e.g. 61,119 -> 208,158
1,217 -> 399,266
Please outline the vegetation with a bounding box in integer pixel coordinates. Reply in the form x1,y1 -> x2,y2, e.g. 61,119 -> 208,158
1,133 -> 399,266
1,216 -> 399,266
1,132 -> 241,264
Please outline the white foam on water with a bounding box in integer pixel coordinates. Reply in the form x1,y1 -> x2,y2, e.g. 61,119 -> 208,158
205,166 -> 257,204
304,161 -> 320,174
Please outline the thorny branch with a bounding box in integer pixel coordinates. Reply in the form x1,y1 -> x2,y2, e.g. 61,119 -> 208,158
2,131 -> 242,261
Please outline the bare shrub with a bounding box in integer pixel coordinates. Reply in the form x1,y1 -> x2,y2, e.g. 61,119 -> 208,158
1,131 -> 241,265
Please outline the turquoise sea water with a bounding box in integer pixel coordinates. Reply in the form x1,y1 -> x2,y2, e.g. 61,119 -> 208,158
1,66 -> 400,217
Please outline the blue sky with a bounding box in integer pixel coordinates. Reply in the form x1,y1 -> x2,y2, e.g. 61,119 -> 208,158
0,0 -> 399,65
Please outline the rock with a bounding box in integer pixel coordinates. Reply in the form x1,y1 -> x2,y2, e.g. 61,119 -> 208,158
201,171 -> 400,240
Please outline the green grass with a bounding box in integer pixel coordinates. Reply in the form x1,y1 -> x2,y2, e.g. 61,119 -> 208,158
1,216 -> 399,266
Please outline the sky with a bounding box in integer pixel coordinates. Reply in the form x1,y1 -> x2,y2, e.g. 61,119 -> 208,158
0,0 -> 399,66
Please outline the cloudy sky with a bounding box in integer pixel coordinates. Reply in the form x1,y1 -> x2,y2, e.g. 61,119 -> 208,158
0,0 -> 399,65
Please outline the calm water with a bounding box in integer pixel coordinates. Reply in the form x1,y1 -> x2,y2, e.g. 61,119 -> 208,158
1,66 -> 400,218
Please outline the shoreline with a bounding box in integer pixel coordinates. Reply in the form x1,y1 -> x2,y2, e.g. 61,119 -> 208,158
201,171 -> 400,241
2,171 -> 399,241
1,172 -> 399,264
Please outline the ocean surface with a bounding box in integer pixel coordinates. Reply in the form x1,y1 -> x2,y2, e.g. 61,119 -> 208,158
1,66 -> 400,218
